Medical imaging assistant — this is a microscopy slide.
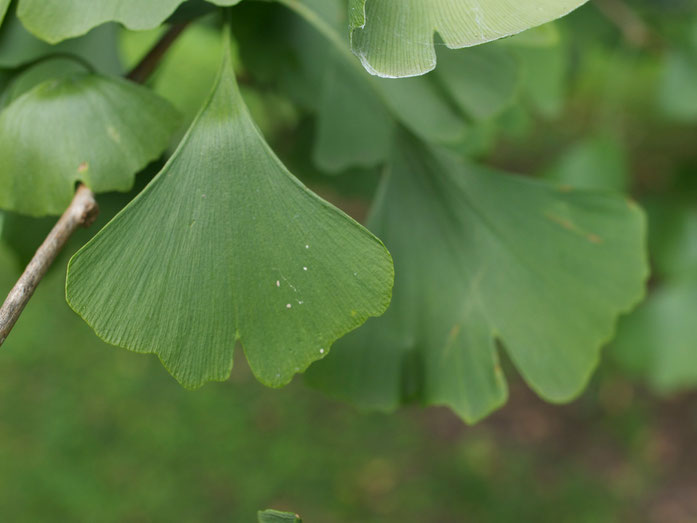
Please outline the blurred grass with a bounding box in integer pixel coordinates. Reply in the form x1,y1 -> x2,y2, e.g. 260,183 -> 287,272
0,239 -> 666,522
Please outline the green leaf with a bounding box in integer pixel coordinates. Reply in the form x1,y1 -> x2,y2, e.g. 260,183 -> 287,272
0,0 -> 10,26
348,0 -> 588,77
612,277 -> 697,393
542,135 -> 629,192
16,0 -> 242,44
258,509 -> 302,523
434,44 -> 520,121
0,7 -> 122,72
307,131 -> 647,423
275,0 -> 467,172
0,73 -> 179,216
65,33 -> 394,390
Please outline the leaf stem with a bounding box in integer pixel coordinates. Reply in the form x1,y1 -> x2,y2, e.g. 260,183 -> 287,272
127,22 -> 191,84
0,185 -> 98,347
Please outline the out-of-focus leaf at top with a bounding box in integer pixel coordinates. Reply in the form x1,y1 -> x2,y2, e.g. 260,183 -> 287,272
17,0 -> 242,44
0,7 -> 121,72
348,0 -> 588,77
66,33 -> 394,390
0,72 -> 179,216
308,131 -> 647,423
275,0 -> 468,173
258,509 -> 302,523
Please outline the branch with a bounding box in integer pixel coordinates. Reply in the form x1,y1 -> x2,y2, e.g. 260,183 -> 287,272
0,22 -> 192,347
127,23 -> 190,84
594,0 -> 656,49
0,185 -> 98,346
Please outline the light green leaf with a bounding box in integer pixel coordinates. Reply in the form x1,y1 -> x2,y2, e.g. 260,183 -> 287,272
348,0 -> 588,77
17,0 -> 242,44
276,0 -> 467,172
0,73 -> 179,216
0,8 -> 121,72
258,509 -> 302,523
65,34 -> 394,390
307,131 -> 647,423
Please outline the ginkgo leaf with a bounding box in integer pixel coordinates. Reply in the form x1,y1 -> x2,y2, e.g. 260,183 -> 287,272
307,130 -> 647,423
0,72 -> 179,216
258,509 -> 302,523
273,0 -> 467,172
434,44 -> 520,121
65,31 -> 394,390
348,0 -> 588,77
17,0 -> 242,44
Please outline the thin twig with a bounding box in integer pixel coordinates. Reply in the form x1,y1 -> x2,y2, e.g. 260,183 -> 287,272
127,23 -> 190,84
594,0 -> 656,49
0,21 -> 191,346
0,185 -> 98,346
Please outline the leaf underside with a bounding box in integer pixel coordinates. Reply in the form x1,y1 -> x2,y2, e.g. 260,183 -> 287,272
66,34 -> 394,390
348,0 -> 588,77
307,131 -> 648,423
0,73 -> 179,216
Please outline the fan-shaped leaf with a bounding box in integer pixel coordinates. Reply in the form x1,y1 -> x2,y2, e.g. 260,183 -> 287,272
0,72 -> 179,216
307,131 -> 647,423
17,0 -> 242,43
258,510 -> 302,523
348,0 -> 588,77
65,34 -> 394,390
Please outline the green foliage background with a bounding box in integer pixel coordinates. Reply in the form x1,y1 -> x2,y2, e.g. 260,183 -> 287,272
1,0 -> 697,520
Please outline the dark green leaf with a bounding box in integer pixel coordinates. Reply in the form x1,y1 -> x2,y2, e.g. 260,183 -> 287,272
0,73 -> 179,216
65,33 -> 394,390
308,131 -> 647,422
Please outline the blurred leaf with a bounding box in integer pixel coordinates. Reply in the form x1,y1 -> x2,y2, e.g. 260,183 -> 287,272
0,72 -> 179,216
66,33 -> 394,390
308,130 -> 648,423
258,509 -> 302,523
542,135 -> 630,192
347,0 -> 588,77
16,0 -> 242,43
613,276 -> 697,393
0,57 -> 86,108
435,44 -> 520,121
0,6 -> 121,73
275,0 -> 467,173
515,43 -> 566,119
658,48 -> 697,122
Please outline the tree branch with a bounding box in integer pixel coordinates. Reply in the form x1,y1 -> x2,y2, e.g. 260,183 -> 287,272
0,21 -> 191,347
0,185 -> 98,346
127,23 -> 190,84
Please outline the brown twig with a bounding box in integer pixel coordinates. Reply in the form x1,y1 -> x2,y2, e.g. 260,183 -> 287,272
127,23 -> 190,84
0,21 -> 191,347
0,185 -> 98,346
594,0 -> 656,49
